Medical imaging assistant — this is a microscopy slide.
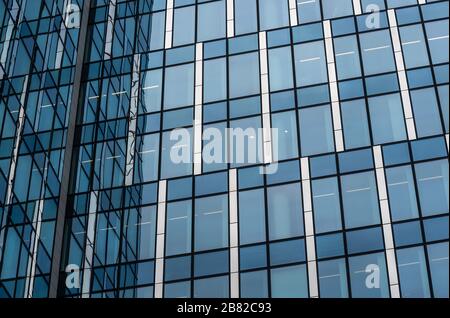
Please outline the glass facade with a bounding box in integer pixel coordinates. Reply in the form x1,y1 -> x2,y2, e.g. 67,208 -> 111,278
0,0 -> 448,299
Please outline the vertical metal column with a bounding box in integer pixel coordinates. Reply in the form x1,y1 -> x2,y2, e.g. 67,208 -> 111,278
373,146 -> 400,298
81,191 -> 98,298
323,20 -> 345,153
289,0 -> 298,26
49,0 -> 92,298
301,158 -> 319,298
353,0 -> 362,15
259,32 -> 273,166
165,0 -> 174,49
226,0 -> 234,38
388,9 -> 417,141
229,169 -> 239,298
194,43 -> 203,176
154,180 -> 167,298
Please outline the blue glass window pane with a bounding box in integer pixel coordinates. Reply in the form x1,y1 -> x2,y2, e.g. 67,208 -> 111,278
173,6 -> 195,46
346,227 -> 384,254
349,252 -> 390,298
202,122 -> 228,172
239,189 -> 266,245
194,275 -> 229,298
271,90 -> 296,111
397,246 -> 431,298
240,245 -> 267,270
123,207 -> 157,261
229,96 -> 261,119
140,69 -> 162,113
165,256 -> 191,281
359,30 -> 396,76
310,154 -> 337,178
194,250 -> 229,277
195,171 -> 228,196
266,160 -> 301,185
204,58 -> 227,103
396,6 -> 421,25
386,165 -> 419,222
269,47 -> 294,92
197,0 -> 226,42
424,216 -> 449,243
269,239 -> 306,266
204,40 -> 227,59
165,46 -> 195,65
234,0 -> 258,35
338,149 -> 374,174
318,258 -> 349,298
334,35 -> 361,80
267,28 -> 291,48
331,17 -> 356,36
356,11 -> 388,32
0,229 -> 20,279
203,102 -> 227,123
258,0 -> 289,31
422,1 -> 449,21
238,166 -> 264,189
271,264 -> 308,298
297,84 -> 330,107
415,160 -> 449,217
316,233 -> 345,259
95,213 -> 121,266
229,52 -> 260,98
297,0 -> 321,24
134,133 -> 160,182
383,142 -> 411,166
368,93 -> 407,145
365,73 -> 399,96
361,0 -> 385,12
425,20 -> 449,64
407,68 -> 434,89
167,177 -> 192,201
229,116 -> 263,167
437,85 -> 449,132
341,171 -> 380,229
292,23 -> 323,43
228,34 -> 259,55
386,0 -> 417,8
194,194 -> 229,251
393,221 -> 423,247
271,111 -> 299,160
165,281 -> 191,298
240,270 -> 269,298
294,41 -> 328,87
166,200 -> 192,256
427,242 -> 449,298
411,137 -> 447,162
341,99 -> 371,149
267,183 -> 304,240
410,88 -> 443,138
435,66 -> 449,85
138,113 -> 161,134
163,107 -> 193,130
298,105 -> 335,157
399,25 -> 429,68
163,63 -> 194,109
322,0 -> 353,19
312,177 -> 342,234
160,128 -> 193,179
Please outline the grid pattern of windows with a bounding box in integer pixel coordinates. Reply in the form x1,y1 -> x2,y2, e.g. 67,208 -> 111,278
0,0 -> 448,298
0,0 -> 85,298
